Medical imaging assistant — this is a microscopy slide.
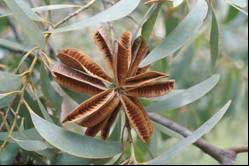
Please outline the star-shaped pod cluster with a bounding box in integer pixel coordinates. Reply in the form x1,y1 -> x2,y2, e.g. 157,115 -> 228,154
51,29 -> 175,143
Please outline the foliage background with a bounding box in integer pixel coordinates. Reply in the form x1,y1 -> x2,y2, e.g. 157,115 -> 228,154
0,0 -> 248,165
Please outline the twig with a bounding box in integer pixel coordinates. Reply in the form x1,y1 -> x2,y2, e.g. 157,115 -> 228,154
229,147 -> 248,154
148,112 -> 248,165
54,0 -> 96,28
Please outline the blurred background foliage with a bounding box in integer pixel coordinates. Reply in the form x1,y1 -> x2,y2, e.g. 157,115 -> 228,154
0,0 -> 248,165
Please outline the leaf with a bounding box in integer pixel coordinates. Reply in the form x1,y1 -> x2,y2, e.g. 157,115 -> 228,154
0,129 -> 41,141
34,92 -> 54,123
0,71 -> 21,92
3,0 -> 45,48
29,108 -> 122,159
54,153 -> 91,165
0,144 -> 19,165
210,7 -> 220,67
141,4 -> 160,41
11,137 -> 49,152
49,0 -> 141,33
147,101 -> 232,164
225,0 -> 247,8
13,0 -> 43,22
146,75 -> 220,112
140,0 -> 208,67
0,95 -> 14,109
0,71 -> 21,108
0,39 -> 29,52
225,1 -> 248,16
0,4 -> 81,18
40,65 -> 62,110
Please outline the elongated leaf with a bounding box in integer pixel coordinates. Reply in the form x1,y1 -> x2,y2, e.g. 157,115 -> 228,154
226,2 -> 248,16
50,0 -> 141,33
146,75 -> 220,112
40,65 -> 62,110
140,0 -> 208,67
54,153 -> 91,165
210,8 -> 220,67
34,92 -> 54,123
0,39 -> 28,52
141,4 -> 160,41
0,129 -> 41,141
3,0 -> 45,48
0,144 -> 19,165
0,95 -> 14,109
147,101 -> 232,164
225,0 -> 247,8
0,71 -> 21,92
14,0 -> 43,22
0,71 -> 21,108
0,4 -> 81,18
11,137 -> 49,152
29,109 -> 122,159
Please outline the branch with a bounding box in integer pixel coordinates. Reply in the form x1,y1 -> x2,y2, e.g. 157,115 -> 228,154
148,112 -> 248,165
53,0 -> 96,28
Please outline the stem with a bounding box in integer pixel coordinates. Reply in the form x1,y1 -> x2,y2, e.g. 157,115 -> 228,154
54,0 -> 96,28
148,112 -> 248,165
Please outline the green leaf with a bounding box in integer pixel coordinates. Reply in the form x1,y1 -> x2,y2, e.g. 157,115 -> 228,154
0,129 -> 41,141
0,39 -> 29,52
11,137 -> 49,152
0,71 -> 21,108
0,143 -> 19,165
224,6 -> 240,23
0,4 -> 81,18
141,4 -> 160,41
0,95 -> 14,109
50,0 -> 141,33
140,0 -> 208,67
40,65 -> 62,110
0,71 -> 21,92
210,7 -> 220,67
146,75 -> 220,113
3,0 -> 45,48
29,109 -> 122,159
147,101 -> 232,164
54,153 -> 91,165
34,92 -> 54,123
13,0 -> 43,22
225,0 -> 247,8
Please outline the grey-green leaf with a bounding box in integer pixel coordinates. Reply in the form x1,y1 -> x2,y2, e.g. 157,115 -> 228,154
50,0 -> 141,33
210,8 -> 220,67
140,0 -> 208,67
29,109 -> 122,159
40,65 -> 62,110
0,4 -> 81,18
14,0 -> 43,22
225,0 -> 247,8
147,101 -> 232,165
54,153 -> 91,165
11,137 -> 49,152
3,0 -> 45,48
0,71 -> 21,92
0,39 -> 29,52
146,75 -> 220,113
141,4 -> 160,41
34,92 -> 54,123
